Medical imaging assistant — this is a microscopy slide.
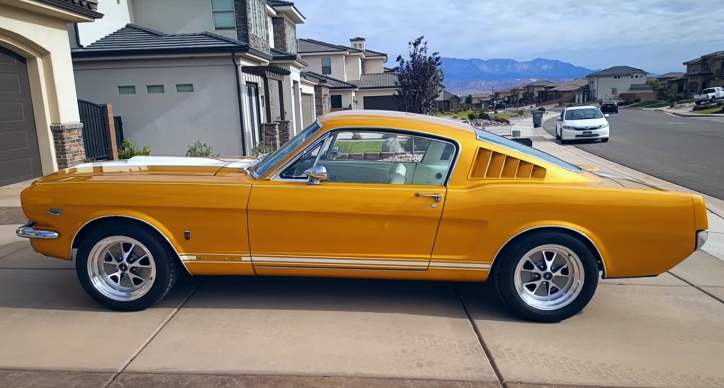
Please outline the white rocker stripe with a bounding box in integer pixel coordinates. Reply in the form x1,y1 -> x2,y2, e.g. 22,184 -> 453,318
179,254 -> 251,262
429,261 -> 491,269
253,256 -> 427,267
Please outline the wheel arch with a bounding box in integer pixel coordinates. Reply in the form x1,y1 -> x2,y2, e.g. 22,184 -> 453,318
71,214 -> 190,274
491,225 -> 608,278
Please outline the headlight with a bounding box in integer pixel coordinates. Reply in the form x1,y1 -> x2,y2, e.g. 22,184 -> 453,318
598,123 -> 609,129
563,126 -> 575,130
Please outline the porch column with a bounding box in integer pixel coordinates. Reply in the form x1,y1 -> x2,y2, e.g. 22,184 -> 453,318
263,75 -> 272,123
277,79 -> 285,121
51,123 -> 86,168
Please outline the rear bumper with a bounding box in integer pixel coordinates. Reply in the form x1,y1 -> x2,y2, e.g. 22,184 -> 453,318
696,230 -> 708,250
16,221 -> 59,240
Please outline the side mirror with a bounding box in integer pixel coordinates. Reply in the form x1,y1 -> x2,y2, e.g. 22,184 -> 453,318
330,147 -> 340,158
604,114 -> 610,118
556,117 -> 562,121
304,165 -> 327,185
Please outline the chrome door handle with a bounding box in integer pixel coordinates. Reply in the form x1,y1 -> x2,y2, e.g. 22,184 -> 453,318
415,192 -> 442,202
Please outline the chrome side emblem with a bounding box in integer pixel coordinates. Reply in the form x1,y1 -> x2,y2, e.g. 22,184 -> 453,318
48,208 -> 64,216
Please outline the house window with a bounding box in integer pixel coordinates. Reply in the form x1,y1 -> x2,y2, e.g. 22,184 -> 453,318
211,0 -> 235,30
322,58 -> 332,75
176,84 -> 194,93
118,86 -> 136,95
331,95 -> 342,108
147,85 -> 165,94
248,0 -> 267,38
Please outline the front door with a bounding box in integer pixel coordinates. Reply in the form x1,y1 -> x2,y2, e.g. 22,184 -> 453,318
247,128 -> 457,271
246,82 -> 261,145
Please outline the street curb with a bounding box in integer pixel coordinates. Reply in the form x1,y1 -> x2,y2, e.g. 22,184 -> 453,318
526,117 -> 724,220
666,111 -> 724,118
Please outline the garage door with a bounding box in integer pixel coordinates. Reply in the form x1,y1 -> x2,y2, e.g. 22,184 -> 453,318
363,95 -> 402,111
0,46 -> 42,186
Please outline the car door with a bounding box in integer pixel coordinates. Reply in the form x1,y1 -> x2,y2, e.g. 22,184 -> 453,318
246,128 -> 458,271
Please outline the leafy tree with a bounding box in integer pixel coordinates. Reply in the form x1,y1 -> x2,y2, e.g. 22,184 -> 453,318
393,36 -> 444,115
465,94 -> 473,105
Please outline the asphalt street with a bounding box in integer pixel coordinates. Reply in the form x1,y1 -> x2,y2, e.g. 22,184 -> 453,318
543,109 -> 724,200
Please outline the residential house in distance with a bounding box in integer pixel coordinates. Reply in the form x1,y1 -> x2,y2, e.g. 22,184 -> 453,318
434,90 -> 462,112
69,0 -> 320,157
297,37 -> 401,111
522,81 -> 554,104
586,66 -> 654,102
682,51 -> 724,98
470,92 -> 491,109
655,72 -> 686,99
537,79 -> 589,105
0,0 -> 103,186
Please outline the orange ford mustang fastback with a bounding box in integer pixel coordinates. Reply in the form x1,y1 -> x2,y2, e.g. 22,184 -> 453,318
17,110 -> 709,322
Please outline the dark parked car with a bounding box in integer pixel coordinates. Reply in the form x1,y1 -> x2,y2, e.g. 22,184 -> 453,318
600,100 -> 618,113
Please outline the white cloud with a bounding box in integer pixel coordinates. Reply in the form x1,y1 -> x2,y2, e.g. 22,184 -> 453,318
296,0 -> 724,73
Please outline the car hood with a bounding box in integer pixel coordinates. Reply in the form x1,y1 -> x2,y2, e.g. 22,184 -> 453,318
34,155 -> 261,183
563,118 -> 607,127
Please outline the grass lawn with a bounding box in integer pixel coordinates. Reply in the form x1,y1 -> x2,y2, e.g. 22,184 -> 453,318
645,101 -> 674,108
692,107 -> 723,114
492,113 -> 516,119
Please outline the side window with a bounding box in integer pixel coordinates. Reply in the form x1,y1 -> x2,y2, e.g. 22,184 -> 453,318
280,130 -> 456,185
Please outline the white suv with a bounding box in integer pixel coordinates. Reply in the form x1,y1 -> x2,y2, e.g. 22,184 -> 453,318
555,106 -> 610,144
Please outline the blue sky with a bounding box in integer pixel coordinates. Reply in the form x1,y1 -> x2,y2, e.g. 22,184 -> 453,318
296,0 -> 724,74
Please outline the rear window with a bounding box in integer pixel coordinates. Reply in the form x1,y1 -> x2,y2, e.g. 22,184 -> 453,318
474,129 -> 583,172
702,88 -> 715,94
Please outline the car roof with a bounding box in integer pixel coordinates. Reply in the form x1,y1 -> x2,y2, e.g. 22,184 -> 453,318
565,106 -> 600,110
319,110 -> 476,138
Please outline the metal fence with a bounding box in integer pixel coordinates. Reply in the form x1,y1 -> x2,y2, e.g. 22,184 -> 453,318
77,100 -> 110,160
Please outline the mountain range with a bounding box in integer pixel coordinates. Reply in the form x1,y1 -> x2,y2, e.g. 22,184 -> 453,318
440,57 -> 599,94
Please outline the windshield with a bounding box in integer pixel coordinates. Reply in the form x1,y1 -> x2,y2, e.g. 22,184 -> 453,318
564,108 -> 604,120
251,120 -> 323,177
475,128 -> 583,172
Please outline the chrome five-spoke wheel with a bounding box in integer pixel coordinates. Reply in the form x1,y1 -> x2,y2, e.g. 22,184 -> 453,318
88,237 -> 157,301
513,244 -> 584,311
76,221 -> 179,311
494,231 -> 599,323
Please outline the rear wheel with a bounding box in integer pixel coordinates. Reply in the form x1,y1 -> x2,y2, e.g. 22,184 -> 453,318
76,221 -> 179,311
493,231 -> 600,322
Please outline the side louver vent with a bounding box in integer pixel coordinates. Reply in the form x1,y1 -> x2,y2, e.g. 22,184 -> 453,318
470,148 -> 547,179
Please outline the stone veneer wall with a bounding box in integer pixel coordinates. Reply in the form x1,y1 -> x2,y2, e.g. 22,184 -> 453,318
261,122 -> 279,149
272,17 -> 297,54
234,0 -> 270,55
51,123 -> 86,168
277,120 -> 291,145
314,84 -> 330,117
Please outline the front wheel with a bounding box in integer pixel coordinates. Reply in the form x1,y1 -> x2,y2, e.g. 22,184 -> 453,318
601,138 -> 609,143
493,231 -> 600,322
76,221 -> 180,311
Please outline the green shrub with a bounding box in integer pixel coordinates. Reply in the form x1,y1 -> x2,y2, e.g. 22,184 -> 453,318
253,143 -> 276,156
467,112 -> 477,120
634,96 -> 642,103
186,141 -> 219,157
117,140 -> 151,159
451,114 -> 459,119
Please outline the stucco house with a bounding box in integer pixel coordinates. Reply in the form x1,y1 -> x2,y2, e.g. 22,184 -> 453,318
297,37 -> 402,111
0,0 -> 102,186
586,66 -> 653,102
682,51 -> 724,98
434,90 -> 462,112
69,0 -> 320,157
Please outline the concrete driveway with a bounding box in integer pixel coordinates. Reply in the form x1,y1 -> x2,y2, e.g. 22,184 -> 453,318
2,139 -> 724,387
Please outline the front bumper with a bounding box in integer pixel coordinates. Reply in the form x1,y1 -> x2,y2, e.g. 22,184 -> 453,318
562,127 -> 609,140
16,221 -> 59,240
